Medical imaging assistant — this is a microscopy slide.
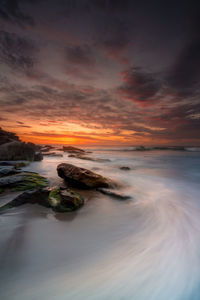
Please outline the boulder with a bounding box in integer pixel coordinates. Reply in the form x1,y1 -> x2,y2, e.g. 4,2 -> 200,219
57,163 -> 114,189
0,141 -> 43,161
62,146 -> 85,153
48,187 -> 84,212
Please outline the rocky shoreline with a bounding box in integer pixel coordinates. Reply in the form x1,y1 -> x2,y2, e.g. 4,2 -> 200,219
0,128 -> 123,214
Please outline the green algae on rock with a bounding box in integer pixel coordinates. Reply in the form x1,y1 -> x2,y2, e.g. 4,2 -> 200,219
48,187 -> 84,212
0,186 -> 84,213
0,172 -> 48,192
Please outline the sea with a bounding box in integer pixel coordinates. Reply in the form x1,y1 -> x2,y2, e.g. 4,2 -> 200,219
0,148 -> 200,300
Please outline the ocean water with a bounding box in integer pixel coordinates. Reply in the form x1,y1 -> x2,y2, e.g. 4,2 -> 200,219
0,149 -> 200,300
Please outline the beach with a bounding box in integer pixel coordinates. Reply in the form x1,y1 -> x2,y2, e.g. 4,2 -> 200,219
0,149 -> 200,300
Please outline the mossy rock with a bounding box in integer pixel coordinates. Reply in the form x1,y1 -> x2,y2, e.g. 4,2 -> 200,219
0,172 -> 48,192
48,187 -> 84,212
11,172 -> 48,191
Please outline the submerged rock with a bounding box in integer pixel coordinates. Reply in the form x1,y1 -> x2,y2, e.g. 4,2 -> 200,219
57,163 -> 114,189
42,152 -> 63,157
62,146 -> 85,153
97,188 -> 132,200
68,154 -> 110,162
120,166 -> 131,170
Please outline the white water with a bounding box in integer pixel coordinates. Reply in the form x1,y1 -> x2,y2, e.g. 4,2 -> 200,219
0,150 -> 200,300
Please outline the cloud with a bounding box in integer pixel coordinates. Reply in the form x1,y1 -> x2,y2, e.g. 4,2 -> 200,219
0,30 -> 38,71
65,45 -> 95,67
0,0 -> 34,26
118,67 -> 162,106
167,17 -> 200,98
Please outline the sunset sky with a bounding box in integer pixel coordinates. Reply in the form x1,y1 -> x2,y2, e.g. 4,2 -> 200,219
0,0 -> 200,146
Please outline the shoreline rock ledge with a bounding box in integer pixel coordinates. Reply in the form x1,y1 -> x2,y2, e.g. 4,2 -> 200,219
0,128 -> 43,161
57,163 -> 114,189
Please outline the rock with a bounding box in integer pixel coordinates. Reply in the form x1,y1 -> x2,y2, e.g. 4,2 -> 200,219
0,165 -> 18,177
97,188 -> 132,200
0,127 -> 20,145
120,166 -> 131,170
0,172 -> 48,192
0,188 -> 51,212
0,186 -> 84,213
41,145 -> 54,152
34,151 -> 43,161
0,161 -> 29,168
68,154 -> 110,162
48,187 -> 84,212
62,146 -> 85,153
42,152 -> 63,157
57,163 -> 114,189
0,141 -> 43,161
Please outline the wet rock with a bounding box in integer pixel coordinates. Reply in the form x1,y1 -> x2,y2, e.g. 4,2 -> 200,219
97,188 -> 132,200
42,152 -> 63,157
0,166 -> 18,177
0,186 -> 84,213
0,172 -> 48,192
62,146 -> 85,154
41,145 -> 54,152
48,187 -> 84,212
68,154 -> 110,162
120,166 -> 131,170
57,163 -> 114,189
34,151 -> 43,161
0,141 -> 43,161
0,188 -> 51,212
0,161 -> 30,168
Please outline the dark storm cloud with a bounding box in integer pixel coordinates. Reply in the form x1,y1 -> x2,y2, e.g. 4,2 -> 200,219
0,0 -> 34,26
118,67 -> 162,106
65,45 -> 95,67
0,30 -> 37,71
167,9 -> 200,98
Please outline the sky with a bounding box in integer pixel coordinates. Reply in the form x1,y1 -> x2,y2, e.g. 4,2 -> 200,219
0,0 -> 200,146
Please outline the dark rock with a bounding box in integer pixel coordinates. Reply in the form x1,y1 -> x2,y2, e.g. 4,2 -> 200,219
62,146 -> 85,153
97,188 -> 132,200
120,166 -> 131,170
48,187 -> 84,212
34,151 -> 43,161
0,166 -> 19,177
0,188 -> 51,212
0,172 -> 48,192
0,141 -> 43,161
0,161 -> 29,167
68,154 -> 110,162
0,186 -> 84,213
0,127 -> 20,145
42,152 -> 63,157
57,163 -> 114,189
41,145 -> 54,152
